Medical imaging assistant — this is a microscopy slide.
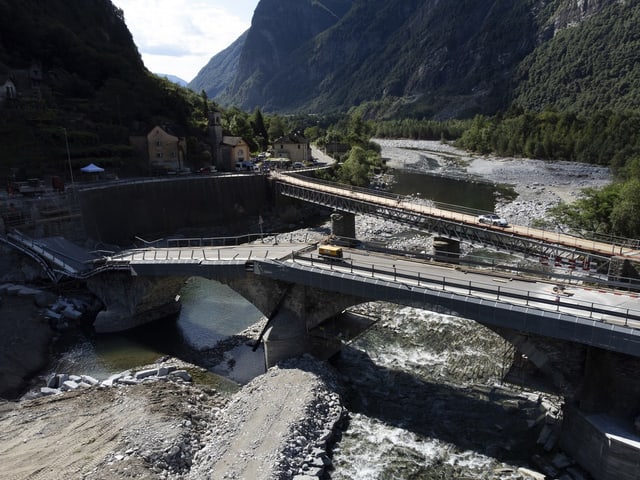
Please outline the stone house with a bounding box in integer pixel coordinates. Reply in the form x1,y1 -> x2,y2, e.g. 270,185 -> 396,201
0,61 -> 43,106
147,126 -> 186,173
222,136 -> 251,171
271,133 -> 311,164
0,77 -> 17,105
205,109 -> 251,172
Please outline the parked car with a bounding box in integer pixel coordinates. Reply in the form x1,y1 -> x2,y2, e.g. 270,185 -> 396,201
478,213 -> 508,227
292,162 -> 304,169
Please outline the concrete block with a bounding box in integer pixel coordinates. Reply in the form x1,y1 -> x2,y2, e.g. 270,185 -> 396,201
134,369 -> 158,380
169,370 -> 192,382
40,387 -> 60,396
62,380 -> 79,391
81,375 -> 99,385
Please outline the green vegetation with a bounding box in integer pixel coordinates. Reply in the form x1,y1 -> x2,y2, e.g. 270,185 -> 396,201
436,109 -> 640,239
373,118 -> 471,142
512,2 -> 640,114
314,113 -> 384,187
457,109 -> 640,170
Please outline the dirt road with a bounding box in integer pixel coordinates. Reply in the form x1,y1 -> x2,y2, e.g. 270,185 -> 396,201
0,358 -> 343,479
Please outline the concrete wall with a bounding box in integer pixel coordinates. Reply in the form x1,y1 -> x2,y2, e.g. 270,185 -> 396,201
560,406 -> 640,480
78,175 -> 270,245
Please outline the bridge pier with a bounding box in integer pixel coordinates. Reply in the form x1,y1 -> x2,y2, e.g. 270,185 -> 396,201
258,283 -> 365,367
223,275 -> 365,367
330,211 -> 356,239
433,237 -> 460,261
86,273 -> 185,332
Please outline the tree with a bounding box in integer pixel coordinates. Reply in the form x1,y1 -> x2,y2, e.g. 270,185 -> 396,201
337,146 -> 381,186
546,184 -> 621,234
267,115 -> 286,141
611,179 -> 640,237
250,108 -> 269,152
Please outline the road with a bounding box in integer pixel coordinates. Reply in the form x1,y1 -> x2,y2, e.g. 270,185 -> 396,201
108,241 -> 640,331
290,247 -> 640,329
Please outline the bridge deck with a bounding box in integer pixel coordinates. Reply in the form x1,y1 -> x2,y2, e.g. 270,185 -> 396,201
108,242 -> 640,337
274,173 -> 640,261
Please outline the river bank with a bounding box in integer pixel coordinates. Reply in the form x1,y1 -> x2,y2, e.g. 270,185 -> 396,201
0,140 -> 613,479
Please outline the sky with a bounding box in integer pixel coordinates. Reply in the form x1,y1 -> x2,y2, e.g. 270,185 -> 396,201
112,0 -> 260,83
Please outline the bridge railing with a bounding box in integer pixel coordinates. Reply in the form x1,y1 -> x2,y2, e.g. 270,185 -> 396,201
331,237 -> 640,292
292,252 -> 640,329
281,172 -> 482,216
279,173 -> 638,252
161,232 -> 312,248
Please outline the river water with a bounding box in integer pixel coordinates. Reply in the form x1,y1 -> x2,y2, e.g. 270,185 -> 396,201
46,156 -> 551,479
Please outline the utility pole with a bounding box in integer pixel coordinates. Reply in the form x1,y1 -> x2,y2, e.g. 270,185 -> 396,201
63,128 -> 74,186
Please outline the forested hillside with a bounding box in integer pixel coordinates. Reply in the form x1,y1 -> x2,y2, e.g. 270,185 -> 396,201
194,0 -> 640,119
0,0 -> 206,177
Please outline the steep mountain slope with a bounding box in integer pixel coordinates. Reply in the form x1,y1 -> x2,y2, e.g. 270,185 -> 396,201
189,31 -> 248,97
512,0 -> 640,113
0,0 -> 201,176
193,0 -> 635,118
0,0 -> 142,87
217,0 -> 354,111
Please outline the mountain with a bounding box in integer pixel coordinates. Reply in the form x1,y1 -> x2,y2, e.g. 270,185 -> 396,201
189,31 -> 248,97
0,0 -> 204,176
158,74 -> 189,87
192,0 -> 639,119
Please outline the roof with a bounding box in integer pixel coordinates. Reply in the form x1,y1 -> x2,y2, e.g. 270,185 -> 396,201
272,133 -> 309,145
222,136 -> 247,147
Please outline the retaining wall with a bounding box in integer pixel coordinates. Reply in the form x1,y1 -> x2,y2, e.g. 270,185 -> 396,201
78,175 -> 270,245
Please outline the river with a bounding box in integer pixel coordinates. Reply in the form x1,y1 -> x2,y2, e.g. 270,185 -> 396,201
46,146 -> 554,479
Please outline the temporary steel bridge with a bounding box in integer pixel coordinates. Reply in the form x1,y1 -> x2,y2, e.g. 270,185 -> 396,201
274,172 -> 640,280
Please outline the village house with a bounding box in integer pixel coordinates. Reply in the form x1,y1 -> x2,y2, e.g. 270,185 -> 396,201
0,77 -> 17,105
0,61 -> 43,106
146,125 -> 187,173
271,132 -> 311,164
221,136 -> 251,171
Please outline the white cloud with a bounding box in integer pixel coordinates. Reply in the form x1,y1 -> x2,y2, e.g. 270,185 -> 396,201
113,0 -> 254,82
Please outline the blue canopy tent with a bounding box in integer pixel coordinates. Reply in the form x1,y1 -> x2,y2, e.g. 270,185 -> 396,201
80,163 -> 104,173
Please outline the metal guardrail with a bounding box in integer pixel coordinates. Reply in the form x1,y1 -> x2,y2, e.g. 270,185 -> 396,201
335,237 -> 640,292
95,243 -> 640,329
290,251 -> 640,329
162,232 -> 310,248
278,173 -> 637,253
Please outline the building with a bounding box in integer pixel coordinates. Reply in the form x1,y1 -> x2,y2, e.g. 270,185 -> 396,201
0,61 -> 43,106
147,126 -> 186,173
271,133 -> 311,164
0,77 -> 17,105
222,136 -> 251,171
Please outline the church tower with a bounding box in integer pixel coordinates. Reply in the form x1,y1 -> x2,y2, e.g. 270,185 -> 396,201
208,108 -> 223,169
